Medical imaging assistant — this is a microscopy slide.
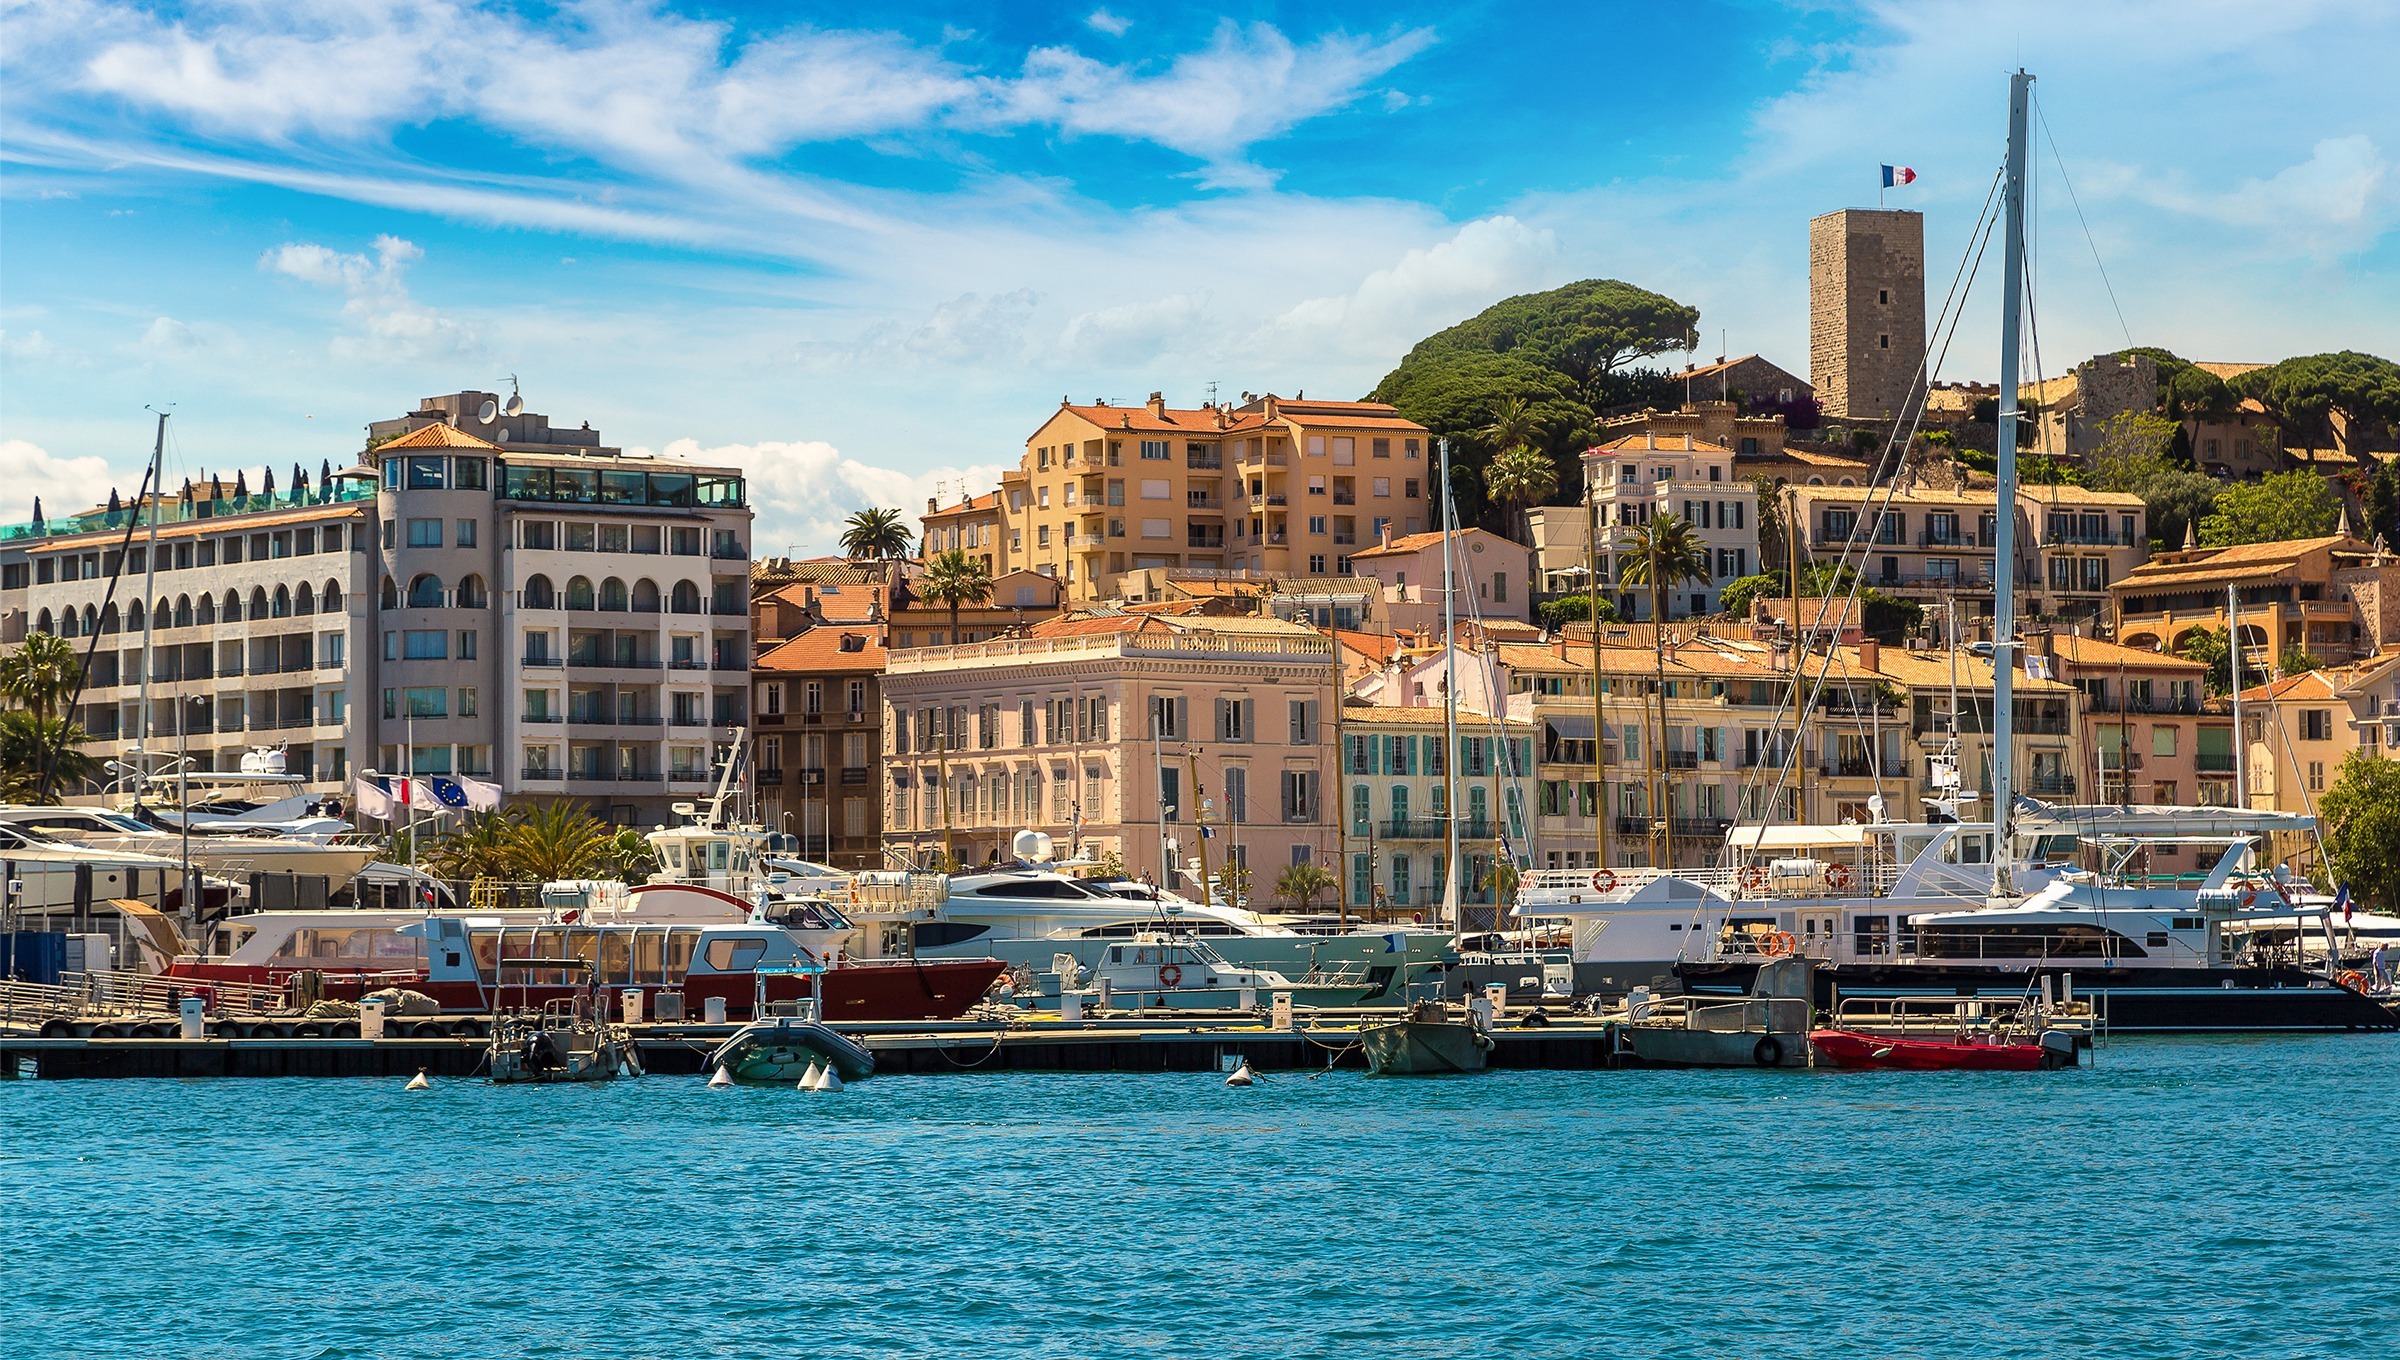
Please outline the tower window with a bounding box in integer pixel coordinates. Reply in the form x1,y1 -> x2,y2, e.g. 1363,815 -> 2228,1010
1878,289 -> 1890,304
1878,334 -> 1891,349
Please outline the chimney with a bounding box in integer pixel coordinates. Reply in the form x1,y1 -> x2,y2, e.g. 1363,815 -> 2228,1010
1146,391 -> 1166,418
1263,394 -> 1280,419
1379,522 -> 1393,549
1858,637 -> 1880,672
927,496 -> 938,513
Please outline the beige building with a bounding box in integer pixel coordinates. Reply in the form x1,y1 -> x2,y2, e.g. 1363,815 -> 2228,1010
1809,208 -> 1926,421
2048,635 -> 2231,809
1583,433 -> 1761,618
919,490 -> 1011,575
2237,652 -> 2400,814
1004,393 -> 1432,602
880,613 -> 1345,883
2113,534 -> 2400,665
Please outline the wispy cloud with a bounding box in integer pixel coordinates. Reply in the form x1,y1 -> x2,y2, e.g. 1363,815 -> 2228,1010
0,438 -> 120,522
1086,9 -> 1132,38
262,234 -> 478,361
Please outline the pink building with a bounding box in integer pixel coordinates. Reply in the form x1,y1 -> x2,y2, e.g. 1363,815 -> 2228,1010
1348,528 -> 1536,631
2048,635 -> 2231,808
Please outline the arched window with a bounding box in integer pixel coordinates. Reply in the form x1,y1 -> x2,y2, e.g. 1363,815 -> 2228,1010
631,579 -> 661,613
381,577 -> 399,610
83,604 -> 100,635
407,574 -> 445,609
670,581 -> 701,614
272,585 -> 292,618
295,583 -> 316,616
600,577 -> 627,611
223,590 -> 242,622
100,603 -> 120,635
249,587 -> 268,619
36,609 -> 54,635
524,575 -> 556,609
58,608 -> 76,638
322,581 -> 343,613
127,600 -> 146,632
174,595 -> 193,628
566,576 -> 595,610
195,595 -> 215,626
456,574 -> 488,609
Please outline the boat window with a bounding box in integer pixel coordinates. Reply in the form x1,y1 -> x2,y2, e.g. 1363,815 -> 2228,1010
704,937 -> 768,971
271,928 -> 423,964
1108,947 -> 1122,963
2173,917 -> 2203,931
662,843 -> 685,870
976,878 -> 1092,899
633,930 -> 666,983
706,841 -> 730,873
599,931 -> 632,981
534,928 -> 567,959
910,922 -> 990,948
1915,923 -> 2146,960
565,929 -> 602,967
665,929 -> 700,977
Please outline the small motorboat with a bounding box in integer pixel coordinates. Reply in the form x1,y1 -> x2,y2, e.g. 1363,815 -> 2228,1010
1047,932 -> 1377,1012
487,960 -> 638,1084
1361,997 -> 1493,1076
1807,1027 -> 2076,1071
1617,956 -> 1814,1068
704,1015 -> 875,1085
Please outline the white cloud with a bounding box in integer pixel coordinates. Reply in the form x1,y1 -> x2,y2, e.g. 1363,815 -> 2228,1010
0,438 -> 119,523
1257,216 -> 1561,363
635,436 -> 1006,557
2,329 -> 57,361
262,234 -> 478,360
2209,136 -> 2390,258
1086,9 -> 1131,37
1059,292 -> 1216,366
139,316 -> 199,350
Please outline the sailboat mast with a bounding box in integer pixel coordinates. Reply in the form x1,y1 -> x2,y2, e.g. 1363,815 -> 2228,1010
1438,439 -> 1462,940
1989,68 -> 2033,902
131,411 -> 168,794
2228,582 -> 2246,808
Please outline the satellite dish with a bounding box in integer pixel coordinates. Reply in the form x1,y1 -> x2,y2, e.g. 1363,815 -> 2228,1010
477,399 -> 498,423
504,393 -> 524,418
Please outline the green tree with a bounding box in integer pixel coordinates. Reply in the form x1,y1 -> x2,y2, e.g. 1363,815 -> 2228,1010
424,811 -> 519,882
2364,460 -> 2400,546
919,549 -> 995,644
0,634 -> 83,721
1619,515 -> 1711,868
2177,626 -> 2233,697
1482,444 -> 1558,545
1275,861 -> 1336,914
2198,471 -> 2342,546
838,507 -> 914,560
0,709 -> 101,801
2278,646 -> 2322,676
2134,469 -> 2223,551
1479,394 -> 1539,454
1210,860 -> 1251,912
599,827 -> 660,881
2085,410 -> 2180,488
2230,351 -> 2400,459
1535,593 -> 1623,631
503,802 -> 615,881
2117,347 -> 2238,423
1715,572 -> 1783,622
2319,753 -> 2400,912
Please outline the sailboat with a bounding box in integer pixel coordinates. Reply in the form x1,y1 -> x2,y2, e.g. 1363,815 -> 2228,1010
1363,438 -> 1496,1075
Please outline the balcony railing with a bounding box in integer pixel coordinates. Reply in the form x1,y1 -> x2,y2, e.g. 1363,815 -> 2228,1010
522,713 -> 562,724
1378,816 -> 1489,840
1672,817 -> 1733,837
841,766 -> 871,784
521,767 -> 563,781
1665,750 -> 1701,770
1820,757 -> 1911,779
2025,773 -> 2078,797
2196,755 -> 2237,774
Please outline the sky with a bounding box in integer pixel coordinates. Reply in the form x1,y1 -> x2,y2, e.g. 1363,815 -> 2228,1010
2,0 -> 2396,555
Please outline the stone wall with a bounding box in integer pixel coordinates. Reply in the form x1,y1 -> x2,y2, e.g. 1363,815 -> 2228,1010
1808,209 -> 1926,422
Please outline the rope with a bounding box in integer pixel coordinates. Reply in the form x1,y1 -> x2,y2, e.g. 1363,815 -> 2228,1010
934,1029 -> 1007,1068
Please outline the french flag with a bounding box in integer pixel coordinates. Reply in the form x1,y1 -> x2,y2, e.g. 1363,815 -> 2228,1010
1882,164 -> 1917,188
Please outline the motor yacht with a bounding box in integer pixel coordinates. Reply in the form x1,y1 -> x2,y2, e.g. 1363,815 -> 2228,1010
0,804 -> 381,883
124,750 -> 352,840
1030,931 -> 1378,1010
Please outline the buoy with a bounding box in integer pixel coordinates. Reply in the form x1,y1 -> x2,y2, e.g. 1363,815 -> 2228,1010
1226,1058 -> 1256,1087
708,1066 -> 735,1088
799,1059 -> 825,1090
404,1068 -> 430,1091
817,1065 -> 845,1092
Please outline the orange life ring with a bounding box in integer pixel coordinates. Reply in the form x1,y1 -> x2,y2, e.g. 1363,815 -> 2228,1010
1761,930 -> 1798,958
1158,963 -> 1184,989
2336,969 -> 2366,992
1823,863 -> 1854,893
2240,890 -> 2258,910
1739,864 -> 1769,894
1590,869 -> 1619,894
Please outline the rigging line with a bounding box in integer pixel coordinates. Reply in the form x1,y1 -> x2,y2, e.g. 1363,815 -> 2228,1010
2034,94 -> 2135,350
1733,175 -> 2008,835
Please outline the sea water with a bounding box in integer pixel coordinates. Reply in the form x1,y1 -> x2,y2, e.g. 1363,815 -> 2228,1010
4,1035 -> 2395,1359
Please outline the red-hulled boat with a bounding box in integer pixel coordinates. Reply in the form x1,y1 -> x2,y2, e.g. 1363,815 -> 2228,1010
1808,1027 -> 2075,1071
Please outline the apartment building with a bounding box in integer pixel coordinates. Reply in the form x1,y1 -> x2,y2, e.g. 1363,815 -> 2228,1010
1347,528 -> 1535,631
2238,652 -> 2400,814
1336,704 -> 1538,926
880,614 -> 1343,882
888,568 -> 1062,647
2113,534 -> 2400,666
1788,481 -> 2147,628
2048,635 -> 2229,808
753,626 -> 887,868
918,491 -> 1011,575
1579,433 -> 1761,619
1004,392 -> 1432,601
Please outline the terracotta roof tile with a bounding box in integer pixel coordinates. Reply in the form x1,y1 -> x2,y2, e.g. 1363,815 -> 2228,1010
755,628 -> 887,674
375,423 -> 503,452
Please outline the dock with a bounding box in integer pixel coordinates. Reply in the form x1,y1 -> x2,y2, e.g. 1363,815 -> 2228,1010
1,1010 -> 1631,1079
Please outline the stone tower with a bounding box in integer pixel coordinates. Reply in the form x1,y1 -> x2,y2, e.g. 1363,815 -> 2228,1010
1808,209 -> 1926,421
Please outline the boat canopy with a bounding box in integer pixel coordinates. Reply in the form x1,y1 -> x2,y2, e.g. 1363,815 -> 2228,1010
1721,824 -> 1873,852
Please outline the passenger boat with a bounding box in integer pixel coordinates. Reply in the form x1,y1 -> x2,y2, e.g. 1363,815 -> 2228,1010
1039,931 -> 1378,1011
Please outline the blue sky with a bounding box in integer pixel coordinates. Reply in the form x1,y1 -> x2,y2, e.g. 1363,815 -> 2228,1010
3,0 -> 2396,553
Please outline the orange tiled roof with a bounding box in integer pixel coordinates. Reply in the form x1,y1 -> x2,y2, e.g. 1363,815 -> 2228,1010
2049,635 -> 2207,671
375,423 -> 503,452
755,628 -> 887,674
1591,433 -> 1734,455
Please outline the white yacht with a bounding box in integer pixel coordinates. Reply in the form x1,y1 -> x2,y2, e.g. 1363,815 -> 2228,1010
125,750 -> 353,840
0,804 -> 381,882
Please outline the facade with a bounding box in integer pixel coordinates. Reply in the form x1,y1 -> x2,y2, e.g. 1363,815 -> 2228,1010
1005,393 -> 1432,601
880,615 -> 1345,887
1347,528 -> 1535,631
2048,635 -> 2230,808
1582,433 -> 1762,619
753,626 -> 887,867
1658,357 -> 1813,413
2237,653 -> 2400,815
1808,208 -> 1927,422
918,491 -> 1011,576
1336,704 -> 1538,924
888,567 -> 1062,647
2112,534 -> 2400,665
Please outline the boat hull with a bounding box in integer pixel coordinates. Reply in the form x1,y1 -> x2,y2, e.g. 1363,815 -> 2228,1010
1807,1028 -> 2054,1071
1621,1026 -> 1808,1068
1361,1019 -> 1492,1075
911,931 -> 1438,1004
705,1018 -> 876,1083
1804,962 -> 2400,1032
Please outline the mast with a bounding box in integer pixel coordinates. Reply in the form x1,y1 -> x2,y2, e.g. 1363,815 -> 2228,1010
1438,438 -> 1463,940
2228,582 -> 2246,808
130,412 -> 168,799
1988,68 -> 2033,904
1787,484 -> 1807,825
1586,459 -> 1608,868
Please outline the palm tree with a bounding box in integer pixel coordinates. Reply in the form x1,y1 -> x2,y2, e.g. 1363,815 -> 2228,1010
1480,395 -> 1538,455
1483,444 -> 1558,547
839,507 -> 914,560
0,709 -> 100,802
0,634 -> 83,720
1618,514 -> 1712,869
1276,861 -> 1336,914
920,549 -> 995,645
424,811 -> 519,883
502,802 -> 614,881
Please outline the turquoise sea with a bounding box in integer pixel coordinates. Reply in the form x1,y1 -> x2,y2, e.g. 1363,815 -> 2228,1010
4,1035 -> 2396,1359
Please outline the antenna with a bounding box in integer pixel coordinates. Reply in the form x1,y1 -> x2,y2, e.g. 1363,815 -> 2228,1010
503,375 -> 524,418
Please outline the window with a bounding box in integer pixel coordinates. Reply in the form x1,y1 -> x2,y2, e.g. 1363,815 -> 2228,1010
403,629 -> 447,659
1140,479 -> 1171,499
2308,760 -> 2325,792
1161,767 -> 1181,822
456,519 -> 477,548
1140,440 -> 1170,460
566,523 -> 597,552
522,521 -> 557,550
2302,710 -> 2331,741
453,457 -> 486,491
403,686 -> 447,717
2152,725 -> 2176,757
406,455 -> 446,490
1878,334 -> 1891,349
1288,698 -> 1318,744
1217,696 -> 1252,742
405,518 -> 440,548
1149,695 -> 1185,739
1280,770 -> 1318,823
458,688 -> 478,718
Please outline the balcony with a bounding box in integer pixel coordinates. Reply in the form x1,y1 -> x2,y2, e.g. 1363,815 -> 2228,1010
2025,773 -> 2077,797
1665,750 -> 1701,770
522,655 -> 564,669
1379,816 -> 1489,840
841,766 -> 871,784
2196,754 -> 2237,774
1820,757 -> 1911,779
521,767 -> 564,782
1186,453 -> 1223,471
1249,494 -> 1289,509
1237,449 -> 1288,469
1672,817 -> 1733,838
1331,493 -> 1356,506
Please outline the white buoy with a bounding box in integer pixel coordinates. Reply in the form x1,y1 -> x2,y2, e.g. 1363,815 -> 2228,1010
817,1064 -> 845,1092
404,1068 -> 431,1091
799,1059 -> 825,1090
708,1065 -> 736,1088
1225,1058 -> 1255,1087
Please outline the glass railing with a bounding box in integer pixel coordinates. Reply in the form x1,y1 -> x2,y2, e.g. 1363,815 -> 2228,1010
0,481 -> 378,543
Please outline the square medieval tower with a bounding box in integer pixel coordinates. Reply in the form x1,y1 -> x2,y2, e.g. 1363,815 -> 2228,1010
1808,208 -> 1925,421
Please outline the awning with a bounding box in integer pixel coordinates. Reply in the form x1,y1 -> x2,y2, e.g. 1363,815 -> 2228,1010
1721,824 -> 1872,851
1544,715 -> 1596,741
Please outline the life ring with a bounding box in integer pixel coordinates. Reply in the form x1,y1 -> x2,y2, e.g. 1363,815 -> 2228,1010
2336,969 -> 2366,992
1823,863 -> 1854,893
1158,963 -> 1184,989
1590,869 -> 1618,894
1739,864 -> 1769,894
2240,890 -> 2258,909
1760,931 -> 1798,958
1753,1036 -> 1784,1066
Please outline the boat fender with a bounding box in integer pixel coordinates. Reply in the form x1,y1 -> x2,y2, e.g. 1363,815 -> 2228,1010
708,1066 -> 735,1088
1226,1058 -> 1255,1087
1520,1008 -> 1550,1028
1752,1036 -> 1784,1067
1158,963 -> 1184,989
404,1068 -> 431,1091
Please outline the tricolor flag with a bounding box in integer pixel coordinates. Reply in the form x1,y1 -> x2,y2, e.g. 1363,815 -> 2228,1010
1882,164 -> 1917,187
